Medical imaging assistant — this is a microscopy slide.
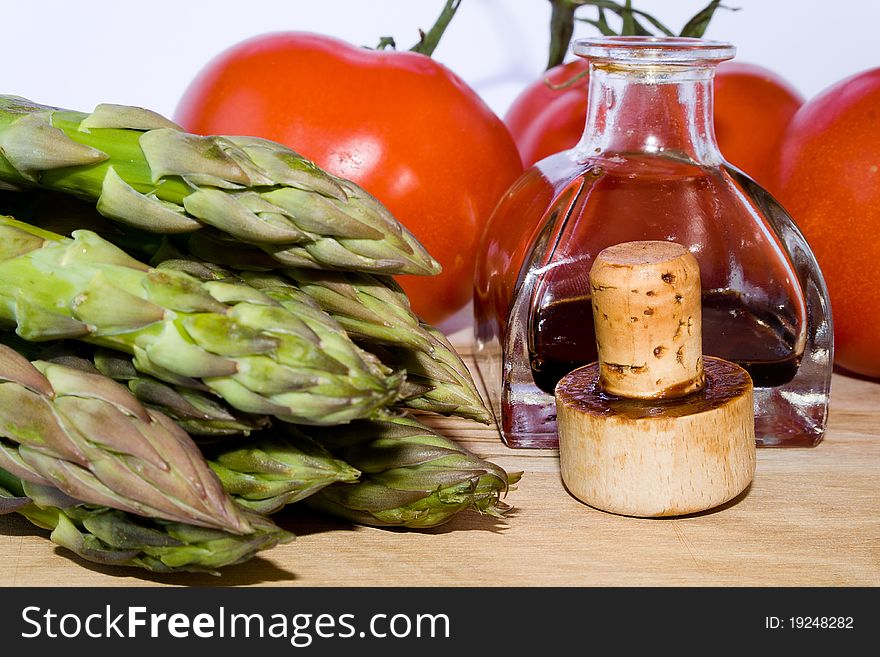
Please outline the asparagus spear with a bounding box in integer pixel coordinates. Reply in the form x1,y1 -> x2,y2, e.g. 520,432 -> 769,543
0,343 -> 250,533
246,271 -> 491,423
0,95 -> 440,276
0,328 -> 270,438
43,342 -> 270,438
0,469 -> 292,574
283,269 -> 434,352
0,216 -> 402,426
156,257 -> 397,396
203,430 -> 361,515
304,414 -> 520,529
93,348 -> 270,437
368,325 -> 492,423
181,265 -> 489,423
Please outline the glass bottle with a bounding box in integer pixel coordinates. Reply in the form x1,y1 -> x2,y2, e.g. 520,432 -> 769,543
473,37 -> 832,449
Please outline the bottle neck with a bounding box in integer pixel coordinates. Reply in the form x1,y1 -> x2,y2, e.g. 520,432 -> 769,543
575,63 -> 723,165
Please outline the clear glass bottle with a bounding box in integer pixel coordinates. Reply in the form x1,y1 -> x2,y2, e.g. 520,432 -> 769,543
474,37 -> 832,449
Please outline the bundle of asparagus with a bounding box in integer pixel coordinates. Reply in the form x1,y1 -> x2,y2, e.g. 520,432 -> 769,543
0,217 -> 402,426
0,95 -> 517,575
3,333 -> 515,528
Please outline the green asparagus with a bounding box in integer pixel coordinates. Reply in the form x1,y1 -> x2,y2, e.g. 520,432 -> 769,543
2,327 -> 268,437
0,189 -> 489,423
0,331 -> 360,515
369,325 -> 492,423
304,414 -> 519,528
0,95 -> 440,276
36,340 -> 270,437
0,343 -> 250,533
283,269 -> 434,352
156,257 -> 398,397
0,469 -> 292,574
203,430 -> 361,515
0,216 -> 403,425
93,348 -> 270,437
247,271 -> 491,423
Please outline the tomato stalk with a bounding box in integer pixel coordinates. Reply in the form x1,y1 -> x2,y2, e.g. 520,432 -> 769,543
410,0 -> 462,56
545,0 -> 737,69
375,0 -> 463,56
547,0 -> 578,70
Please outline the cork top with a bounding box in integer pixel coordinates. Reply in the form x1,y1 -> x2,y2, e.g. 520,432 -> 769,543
594,240 -> 689,267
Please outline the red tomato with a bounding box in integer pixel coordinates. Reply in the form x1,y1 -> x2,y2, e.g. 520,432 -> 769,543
174,32 -> 523,325
503,59 -> 803,188
503,59 -> 589,169
768,67 -> 880,379
713,62 -> 804,186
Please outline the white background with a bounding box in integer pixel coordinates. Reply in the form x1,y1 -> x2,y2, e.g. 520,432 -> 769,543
4,0 -> 879,119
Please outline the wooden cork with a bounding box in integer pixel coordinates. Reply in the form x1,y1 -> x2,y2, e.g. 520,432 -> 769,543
590,240 -> 704,399
555,241 -> 756,517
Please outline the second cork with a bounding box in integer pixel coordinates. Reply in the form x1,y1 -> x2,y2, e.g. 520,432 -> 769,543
555,241 -> 756,517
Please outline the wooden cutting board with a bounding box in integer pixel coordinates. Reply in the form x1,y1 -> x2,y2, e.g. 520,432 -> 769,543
1,341 -> 878,587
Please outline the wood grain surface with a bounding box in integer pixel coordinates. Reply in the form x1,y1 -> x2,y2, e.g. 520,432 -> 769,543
2,340 -> 878,588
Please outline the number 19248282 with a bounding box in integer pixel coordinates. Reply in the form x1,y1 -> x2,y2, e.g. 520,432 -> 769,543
765,616 -> 854,630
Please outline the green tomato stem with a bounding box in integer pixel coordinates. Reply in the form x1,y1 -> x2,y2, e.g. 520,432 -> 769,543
409,0 -> 462,56
547,0 -> 578,69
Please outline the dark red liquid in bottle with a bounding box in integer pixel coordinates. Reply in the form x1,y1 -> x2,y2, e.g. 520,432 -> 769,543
529,291 -> 801,396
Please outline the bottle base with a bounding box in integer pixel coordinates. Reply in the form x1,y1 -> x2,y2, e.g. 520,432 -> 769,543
489,389 -> 826,450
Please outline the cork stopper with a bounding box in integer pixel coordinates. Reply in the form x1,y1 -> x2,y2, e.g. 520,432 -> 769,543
590,240 -> 704,399
554,240 -> 756,518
